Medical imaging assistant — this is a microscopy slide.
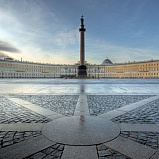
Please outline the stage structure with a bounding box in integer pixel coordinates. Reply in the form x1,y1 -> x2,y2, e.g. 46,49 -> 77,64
78,15 -> 87,78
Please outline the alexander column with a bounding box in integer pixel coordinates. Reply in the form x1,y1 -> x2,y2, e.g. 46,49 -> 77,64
78,15 -> 87,78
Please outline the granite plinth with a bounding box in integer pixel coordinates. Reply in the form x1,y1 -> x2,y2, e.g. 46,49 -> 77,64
42,116 -> 120,146
78,65 -> 87,78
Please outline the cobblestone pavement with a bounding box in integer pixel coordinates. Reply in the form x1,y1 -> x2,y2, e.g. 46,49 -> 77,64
112,98 -> 159,124
14,95 -> 79,116
87,95 -> 154,116
0,93 -> 159,159
97,144 -> 131,159
0,131 -> 41,149
0,96 -> 51,123
120,131 -> 159,149
24,143 -> 64,159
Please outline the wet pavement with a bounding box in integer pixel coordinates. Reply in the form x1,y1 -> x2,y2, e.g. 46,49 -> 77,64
0,79 -> 159,159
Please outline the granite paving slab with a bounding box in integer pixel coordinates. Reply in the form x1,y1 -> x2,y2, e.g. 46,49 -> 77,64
97,144 -> 131,159
73,94 -> 89,116
42,116 -> 120,146
13,95 -> 79,116
112,98 -> 159,124
8,97 -> 65,120
0,96 -> 51,124
150,150 -> 159,159
8,97 -> 60,116
87,95 -> 154,116
0,123 -> 43,131
0,135 -> 55,159
120,131 -> 159,149
119,123 -> 159,132
0,131 -> 41,149
62,146 -> 98,159
104,136 -> 156,159
99,95 -> 159,120
24,143 -> 64,159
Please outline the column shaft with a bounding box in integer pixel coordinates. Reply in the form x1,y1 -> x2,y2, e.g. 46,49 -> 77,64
80,31 -> 85,65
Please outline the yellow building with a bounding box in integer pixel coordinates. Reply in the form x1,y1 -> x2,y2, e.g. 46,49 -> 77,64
0,58 -> 159,78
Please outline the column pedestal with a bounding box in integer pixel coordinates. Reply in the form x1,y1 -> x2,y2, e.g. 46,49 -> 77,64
78,65 -> 87,78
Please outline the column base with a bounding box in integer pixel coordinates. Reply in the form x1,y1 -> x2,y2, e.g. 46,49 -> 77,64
78,65 -> 87,78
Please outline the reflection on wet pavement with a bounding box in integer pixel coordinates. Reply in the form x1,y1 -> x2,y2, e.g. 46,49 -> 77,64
0,79 -> 159,94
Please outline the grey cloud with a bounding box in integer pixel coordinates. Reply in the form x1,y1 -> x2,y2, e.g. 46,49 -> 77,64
0,40 -> 20,53
0,51 -> 11,58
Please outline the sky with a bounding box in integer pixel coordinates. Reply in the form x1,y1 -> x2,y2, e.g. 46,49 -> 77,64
0,0 -> 159,64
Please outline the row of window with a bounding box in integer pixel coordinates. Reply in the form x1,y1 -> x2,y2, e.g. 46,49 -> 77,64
0,64 -> 60,70
105,72 -> 159,76
0,73 -> 59,77
0,72 -> 159,78
1,64 -> 159,72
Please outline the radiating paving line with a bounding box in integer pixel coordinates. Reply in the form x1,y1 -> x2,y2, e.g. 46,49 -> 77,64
0,123 -> 43,131
119,123 -> 159,132
61,145 -> 98,159
104,136 -> 156,159
73,94 -> 89,116
7,97 -> 63,117
7,97 -> 65,122
150,150 -> 159,159
98,95 -> 159,120
0,135 -> 55,159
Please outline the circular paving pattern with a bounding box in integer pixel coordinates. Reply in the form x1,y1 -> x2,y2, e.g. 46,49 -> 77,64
42,116 -> 120,146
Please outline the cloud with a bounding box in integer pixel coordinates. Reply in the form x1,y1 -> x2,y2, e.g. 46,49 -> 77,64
54,28 -> 79,47
0,8 -> 23,32
85,38 -> 159,64
0,40 -> 20,53
0,52 -> 11,59
0,1 -> 57,43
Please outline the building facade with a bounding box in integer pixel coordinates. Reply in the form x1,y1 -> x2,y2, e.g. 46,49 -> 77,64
0,58 -> 159,79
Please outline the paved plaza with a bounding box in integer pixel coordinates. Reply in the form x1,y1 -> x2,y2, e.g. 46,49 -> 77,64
1,79 -> 159,159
